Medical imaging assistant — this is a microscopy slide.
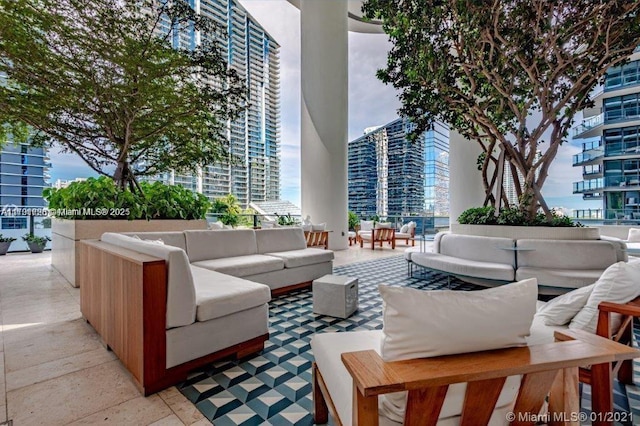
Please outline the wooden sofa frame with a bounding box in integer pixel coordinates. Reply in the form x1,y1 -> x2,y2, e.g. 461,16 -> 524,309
304,230 -> 329,249
313,329 -> 639,426
78,240 -> 268,396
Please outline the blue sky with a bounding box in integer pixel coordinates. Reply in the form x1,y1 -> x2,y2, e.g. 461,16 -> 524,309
48,0 -> 600,215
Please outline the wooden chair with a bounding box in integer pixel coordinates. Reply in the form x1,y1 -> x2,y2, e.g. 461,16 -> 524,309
305,230 -> 329,249
359,228 -> 395,250
557,296 -> 640,417
313,329 -> 640,426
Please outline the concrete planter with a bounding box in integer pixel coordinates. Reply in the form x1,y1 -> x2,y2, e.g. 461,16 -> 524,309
0,241 -> 12,255
27,242 -> 46,254
51,218 -> 208,287
451,223 -> 600,240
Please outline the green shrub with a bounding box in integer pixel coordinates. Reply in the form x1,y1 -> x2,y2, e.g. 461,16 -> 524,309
43,176 -> 211,220
458,206 -> 582,227
0,234 -> 16,243
211,194 -> 241,226
276,213 -> 300,226
348,211 -> 360,230
22,233 -> 51,246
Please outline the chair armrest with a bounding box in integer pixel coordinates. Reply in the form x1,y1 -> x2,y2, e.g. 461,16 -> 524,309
597,298 -> 640,316
341,336 -> 639,398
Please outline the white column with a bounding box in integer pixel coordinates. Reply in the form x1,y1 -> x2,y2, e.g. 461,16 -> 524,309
300,0 -> 348,250
449,130 -> 486,223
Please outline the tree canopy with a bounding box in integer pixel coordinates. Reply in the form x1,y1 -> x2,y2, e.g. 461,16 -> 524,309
364,0 -> 640,220
0,0 -> 247,191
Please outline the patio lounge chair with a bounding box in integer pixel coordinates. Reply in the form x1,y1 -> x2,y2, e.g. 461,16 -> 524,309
359,226 -> 395,250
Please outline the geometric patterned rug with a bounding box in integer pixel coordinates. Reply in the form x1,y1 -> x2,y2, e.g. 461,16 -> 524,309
177,255 -> 634,425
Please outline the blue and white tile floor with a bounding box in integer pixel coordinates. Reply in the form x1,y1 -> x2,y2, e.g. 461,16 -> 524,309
178,255 -> 635,425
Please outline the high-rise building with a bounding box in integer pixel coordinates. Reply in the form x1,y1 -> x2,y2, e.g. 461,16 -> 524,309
348,117 -> 449,217
503,151 -> 541,207
148,0 -> 281,207
572,50 -> 640,222
0,143 -> 51,244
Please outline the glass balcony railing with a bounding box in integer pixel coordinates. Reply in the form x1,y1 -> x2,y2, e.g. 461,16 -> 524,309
572,149 -> 604,166
572,113 -> 604,137
605,142 -> 640,157
581,138 -> 602,152
573,209 -> 603,220
573,178 -> 604,193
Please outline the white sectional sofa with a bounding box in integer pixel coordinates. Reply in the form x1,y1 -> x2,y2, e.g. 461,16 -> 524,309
79,227 -> 333,395
408,232 -> 626,292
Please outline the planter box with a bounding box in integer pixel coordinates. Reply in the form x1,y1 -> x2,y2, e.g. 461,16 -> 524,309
451,224 -> 600,240
52,218 -> 208,287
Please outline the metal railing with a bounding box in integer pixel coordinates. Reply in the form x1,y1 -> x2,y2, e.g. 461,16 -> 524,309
572,113 -> 604,137
572,149 -> 604,166
573,178 -> 604,193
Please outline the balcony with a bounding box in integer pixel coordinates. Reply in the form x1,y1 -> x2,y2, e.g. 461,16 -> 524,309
572,149 -> 604,166
572,113 -> 604,138
573,178 -> 604,193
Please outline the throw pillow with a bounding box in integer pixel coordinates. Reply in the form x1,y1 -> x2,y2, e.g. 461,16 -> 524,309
312,223 -> 326,231
536,284 -> 595,326
628,228 -> 640,242
379,278 -> 538,362
569,262 -> 640,334
399,224 -> 409,234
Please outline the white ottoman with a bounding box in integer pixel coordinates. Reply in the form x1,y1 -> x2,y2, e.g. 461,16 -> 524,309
312,274 -> 359,318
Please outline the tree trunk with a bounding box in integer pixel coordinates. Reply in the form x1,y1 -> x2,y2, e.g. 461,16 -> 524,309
113,161 -> 142,194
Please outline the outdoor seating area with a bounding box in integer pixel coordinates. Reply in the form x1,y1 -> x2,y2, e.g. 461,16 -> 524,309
4,241 -> 640,425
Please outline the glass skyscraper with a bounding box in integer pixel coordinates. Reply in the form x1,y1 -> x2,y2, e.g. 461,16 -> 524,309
149,0 -> 281,207
573,50 -> 640,222
348,117 -> 449,217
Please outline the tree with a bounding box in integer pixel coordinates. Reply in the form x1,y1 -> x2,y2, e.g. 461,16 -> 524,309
364,0 -> 640,221
0,0 -> 246,192
211,194 -> 242,227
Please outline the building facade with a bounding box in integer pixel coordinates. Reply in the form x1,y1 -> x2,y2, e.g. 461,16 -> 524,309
348,117 -> 450,218
149,0 -> 281,207
573,50 -> 640,222
0,143 -> 51,249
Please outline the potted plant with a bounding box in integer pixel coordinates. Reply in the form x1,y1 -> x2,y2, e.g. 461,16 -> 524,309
0,234 -> 17,255
23,234 -> 51,254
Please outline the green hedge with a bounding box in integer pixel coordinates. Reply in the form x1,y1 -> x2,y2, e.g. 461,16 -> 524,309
457,206 -> 581,227
43,177 -> 211,220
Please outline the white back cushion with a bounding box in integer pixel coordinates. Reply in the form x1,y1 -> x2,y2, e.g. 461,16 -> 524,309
101,233 -> 196,328
569,262 -> 640,334
379,278 -> 537,362
399,224 -> 409,234
255,228 -> 307,253
121,231 -> 187,251
360,220 -> 374,231
184,229 -> 257,262
628,228 -> 640,242
440,234 -> 515,266
517,239 -> 618,270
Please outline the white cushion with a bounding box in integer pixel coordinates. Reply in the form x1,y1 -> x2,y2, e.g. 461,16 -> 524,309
516,267 -> 603,289
379,278 -> 537,362
184,229 -> 257,262
527,301 -> 568,346
400,224 -> 409,234
301,224 -> 312,232
628,228 -> 640,242
375,222 -> 392,229
312,223 -> 326,231
536,284 -> 594,326
191,254 -> 284,277
412,252 -> 515,281
395,232 -> 412,239
121,232 -> 187,251
570,262 -> 640,334
264,248 -> 334,268
190,266 -> 270,322
255,228 -> 307,253
101,233 -> 196,329
360,220 -> 374,231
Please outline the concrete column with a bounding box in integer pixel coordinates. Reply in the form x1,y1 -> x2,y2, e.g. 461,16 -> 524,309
300,0 -> 348,250
449,130 -> 486,223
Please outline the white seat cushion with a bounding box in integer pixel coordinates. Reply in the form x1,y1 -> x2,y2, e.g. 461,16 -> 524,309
527,301 -> 568,346
264,248 -> 334,268
192,254 -> 284,277
190,266 -> 271,322
516,267 -> 602,289
412,252 -> 515,281
395,232 -> 412,239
